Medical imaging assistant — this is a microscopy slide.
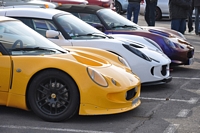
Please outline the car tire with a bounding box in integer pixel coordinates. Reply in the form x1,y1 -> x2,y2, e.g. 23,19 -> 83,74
121,11 -> 127,15
28,69 -> 80,122
115,1 -> 122,14
155,7 -> 162,21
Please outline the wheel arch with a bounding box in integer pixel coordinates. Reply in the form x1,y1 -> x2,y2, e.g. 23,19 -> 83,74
25,68 -> 80,110
115,1 -> 122,14
155,6 -> 162,21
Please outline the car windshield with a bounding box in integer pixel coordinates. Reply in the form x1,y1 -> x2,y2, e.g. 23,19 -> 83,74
98,9 -> 142,30
0,20 -> 67,55
55,14 -> 107,39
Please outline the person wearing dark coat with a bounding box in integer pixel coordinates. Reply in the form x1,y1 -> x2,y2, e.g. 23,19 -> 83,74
169,0 -> 191,34
193,0 -> 200,35
145,0 -> 158,26
127,0 -> 142,24
187,0 -> 194,33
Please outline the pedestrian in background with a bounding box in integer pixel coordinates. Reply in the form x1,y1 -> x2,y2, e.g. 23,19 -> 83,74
169,0 -> 191,34
187,0 -> 194,33
193,0 -> 200,35
145,0 -> 158,26
127,0 -> 142,24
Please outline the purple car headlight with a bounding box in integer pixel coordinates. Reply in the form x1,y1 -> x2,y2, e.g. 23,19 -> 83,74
163,38 -> 177,48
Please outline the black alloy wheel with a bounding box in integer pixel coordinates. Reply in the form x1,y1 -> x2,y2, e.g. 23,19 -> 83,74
28,69 -> 79,122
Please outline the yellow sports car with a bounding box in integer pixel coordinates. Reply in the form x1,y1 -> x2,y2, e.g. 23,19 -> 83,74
0,17 -> 141,122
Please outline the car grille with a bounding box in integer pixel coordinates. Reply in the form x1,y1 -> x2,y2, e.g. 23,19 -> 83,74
187,49 -> 194,58
161,65 -> 167,76
150,65 -> 167,76
126,88 -> 137,100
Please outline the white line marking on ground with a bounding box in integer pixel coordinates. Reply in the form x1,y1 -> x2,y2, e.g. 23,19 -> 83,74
0,125 -> 114,133
172,77 -> 200,80
163,124 -> 179,133
176,109 -> 190,117
196,89 -> 200,94
188,97 -> 199,104
140,97 -> 199,104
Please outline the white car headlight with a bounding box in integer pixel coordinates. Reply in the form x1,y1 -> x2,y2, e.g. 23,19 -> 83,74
118,56 -> 131,69
87,67 -> 108,87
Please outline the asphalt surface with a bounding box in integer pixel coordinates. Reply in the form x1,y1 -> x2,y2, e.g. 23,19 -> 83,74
0,15 -> 200,133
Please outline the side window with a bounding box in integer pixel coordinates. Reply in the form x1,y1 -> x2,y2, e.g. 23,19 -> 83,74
0,25 -> 15,49
12,17 -> 34,29
77,13 -> 101,24
32,19 -> 57,37
71,13 -> 80,18
0,24 -> 24,51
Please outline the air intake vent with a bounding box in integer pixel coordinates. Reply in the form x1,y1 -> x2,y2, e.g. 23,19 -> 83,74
161,65 -> 167,76
126,88 -> 136,100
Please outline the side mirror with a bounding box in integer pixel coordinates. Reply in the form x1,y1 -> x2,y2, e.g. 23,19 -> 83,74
46,30 -> 65,40
46,30 -> 60,38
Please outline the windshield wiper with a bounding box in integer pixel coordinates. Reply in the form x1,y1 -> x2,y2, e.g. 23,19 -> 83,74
10,47 -> 66,53
111,25 -> 137,29
73,33 -> 106,38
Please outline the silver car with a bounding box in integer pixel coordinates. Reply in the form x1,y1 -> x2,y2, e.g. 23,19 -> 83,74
115,0 -> 128,14
140,0 -> 195,20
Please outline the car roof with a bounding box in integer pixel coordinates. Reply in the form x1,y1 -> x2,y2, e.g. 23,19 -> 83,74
0,16 -> 17,22
56,4 -> 104,13
0,8 -> 70,19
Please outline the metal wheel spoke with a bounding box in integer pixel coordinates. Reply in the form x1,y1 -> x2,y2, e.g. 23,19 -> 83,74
58,102 -> 68,108
37,88 -> 48,95
60,89 -> 69,95
57,85 -> 67,91
37,96 -> 48,103
39,101 -> 49,108
39,84 -> 50,91
59,97 -> 70,104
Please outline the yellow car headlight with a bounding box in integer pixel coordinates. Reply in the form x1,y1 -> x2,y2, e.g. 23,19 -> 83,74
118,56 -> 131,69
87,67 -> 108,87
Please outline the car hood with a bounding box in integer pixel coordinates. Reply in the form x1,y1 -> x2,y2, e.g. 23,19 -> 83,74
108,34 -> 163,52
48,50 -> 111,67
141,26 -> 186,40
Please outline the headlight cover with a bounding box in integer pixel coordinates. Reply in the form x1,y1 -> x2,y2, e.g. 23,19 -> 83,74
163,37 -> 177,48
122,44 -> 152,62
177,31 -> 186,40
118,56 -> 131,69
144,37 -> 163,52
87,67 -> 108,87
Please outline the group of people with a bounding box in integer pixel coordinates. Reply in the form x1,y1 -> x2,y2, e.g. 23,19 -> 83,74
126,0 -> 200,36
127,0 -> 157,26
169,0 -> 200,35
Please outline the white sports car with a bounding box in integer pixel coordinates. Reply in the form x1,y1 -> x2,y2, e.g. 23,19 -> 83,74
0,8 -> 172,85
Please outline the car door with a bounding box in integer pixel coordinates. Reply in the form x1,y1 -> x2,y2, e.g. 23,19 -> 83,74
0,26 -> 12,92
